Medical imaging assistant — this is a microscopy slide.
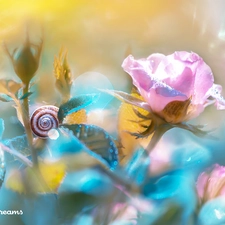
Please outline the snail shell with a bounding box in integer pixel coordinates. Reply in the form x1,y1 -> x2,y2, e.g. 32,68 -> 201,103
30,105 -> 59,138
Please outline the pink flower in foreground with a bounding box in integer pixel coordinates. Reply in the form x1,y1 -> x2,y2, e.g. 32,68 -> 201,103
122,51 -> 225,123
112,198 -> 153,224
197,164 -> 225,202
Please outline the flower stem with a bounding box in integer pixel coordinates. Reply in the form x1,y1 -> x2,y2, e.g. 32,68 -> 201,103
22,84 -> 38,167
146,124 -> 172,152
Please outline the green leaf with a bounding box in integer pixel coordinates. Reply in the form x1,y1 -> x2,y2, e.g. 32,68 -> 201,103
58,192 -> 98,222
58,94 -> 99,123
19,91 -> 33,100
0,93 -> 13,102
148,203 -> 182,225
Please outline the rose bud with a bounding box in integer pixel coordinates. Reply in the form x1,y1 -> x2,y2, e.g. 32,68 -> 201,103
3,34 -> 43,86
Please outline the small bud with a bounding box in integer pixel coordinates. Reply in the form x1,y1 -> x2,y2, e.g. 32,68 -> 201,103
53,48 -> 72,103
197,164 -> 225,203
3,33 -> 43,86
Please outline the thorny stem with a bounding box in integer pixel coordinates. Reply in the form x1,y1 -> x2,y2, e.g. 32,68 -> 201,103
5,85 -> 38,166
0,143 -> 33,167
22,84 -> 38,167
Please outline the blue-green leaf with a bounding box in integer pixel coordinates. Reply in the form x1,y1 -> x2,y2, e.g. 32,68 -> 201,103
61,124 -> 119,170
19,92 -> 33,100
0,93 -> 13,102
58,94 -> 99,123
58,169 -> 114,197
198,196 -> 225,225
125,148 -> 150,185
45,127 -> 110,170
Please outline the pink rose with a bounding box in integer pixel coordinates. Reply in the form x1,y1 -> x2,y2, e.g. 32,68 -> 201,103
122,51 -> 225,123
197,164 -> 225,202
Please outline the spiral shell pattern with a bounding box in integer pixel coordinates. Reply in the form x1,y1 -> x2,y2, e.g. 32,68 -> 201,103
30,105 -> 59,138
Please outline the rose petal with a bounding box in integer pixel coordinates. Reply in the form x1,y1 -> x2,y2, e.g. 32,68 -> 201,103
122,55 -> 153,91
170,51 -> 214,104
122,55 -> 188,112
146,53 -> 166,73
159,52 -> 213,104
207,84 -> 225,110
196,172 -> 209,199
135,82 -> 188,113
210,164 -> 225,177
163,67 -> 194,98
173,51 -> 200,62
193,63 -> 214,104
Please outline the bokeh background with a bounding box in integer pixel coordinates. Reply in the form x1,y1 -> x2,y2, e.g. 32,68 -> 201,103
0,0 -> 225,138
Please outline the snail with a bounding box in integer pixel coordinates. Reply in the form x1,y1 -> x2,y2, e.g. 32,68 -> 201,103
30,105 -> 59,138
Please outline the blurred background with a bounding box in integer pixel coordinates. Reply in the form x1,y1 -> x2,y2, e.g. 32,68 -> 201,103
0,0 -> 225,138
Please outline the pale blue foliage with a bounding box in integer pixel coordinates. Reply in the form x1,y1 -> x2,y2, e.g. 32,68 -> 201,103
21,194 -> 58,225
0,118 -> 4,140
0,186 -> 24,225
46,128 -> 110,168
58,169 -> 114,197
125,148 -> 150,185
172,142 -> 212,173
46,129 -> 86,157
142,170 -> 197,225
72,214 -> 94,225
109,220 -> 135,225
198,196 -> 225,225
